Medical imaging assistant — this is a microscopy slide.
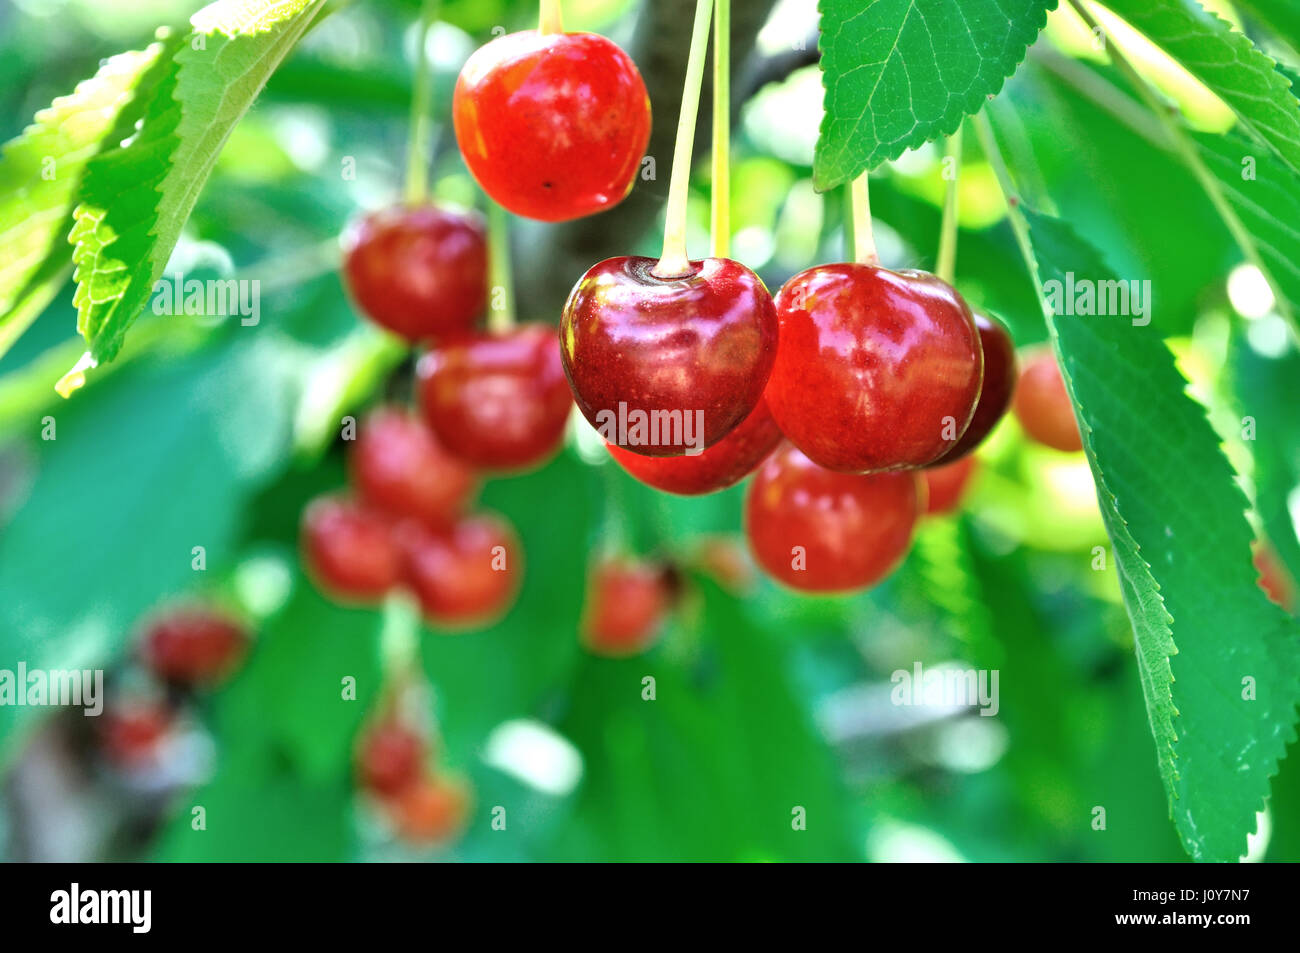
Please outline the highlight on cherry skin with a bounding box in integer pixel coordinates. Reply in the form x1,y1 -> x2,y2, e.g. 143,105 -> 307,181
452,28 -> 651,222
417,323 -> 572,474
342,204 -> 487,343
745,442 -> 923,594
764,263 -> 983,474
560,256 -> 779,458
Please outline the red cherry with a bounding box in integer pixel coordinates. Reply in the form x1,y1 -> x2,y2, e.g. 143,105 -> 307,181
357,719 -> 427,799
931,312 -> 1017,464
351,407 -> 477,525
301,496 -> 403,603
453,30 -> 650,221
1253,542 -> 1296,612
140,607 -> 249,687
561,256 -> 778,457
766,264 -> 983,472
606,395 -> 783,495
1012,350 -> 1082,452
581,558 -> 674,657
100,701 -> 172,768
342,204 -> 487,342
389,773 -> 471,844
400,513 -> 522,628
745,443 -> 921,593
922,455 -> 978,516
417,323 -> 571,473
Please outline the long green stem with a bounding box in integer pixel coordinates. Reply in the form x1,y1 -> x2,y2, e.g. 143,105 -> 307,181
1063,0 -> 1298,344
487,201 -> 515,332
652,0 -> 715,278
403,0 -> 440,204
935,126 -> 962,284
539,0 -> 564,34
710,0 -> 731,259
972,111 -> 1036,275
849,173 -> 878,265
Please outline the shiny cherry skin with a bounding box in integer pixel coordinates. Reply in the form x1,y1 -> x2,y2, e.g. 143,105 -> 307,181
581,558 -> 675,657
1253,542 -> 1296,612
931,313 -> 1017,464
389,773 -> 471,844
417,323 -> 571,473
140,607 -> 249,687
1012,350 -> 1082,452
745,443 -> 921,593
453,31 -> 650,221
357,719 -> 427,799
606,395 -> 782,494
342,204 -> 487,343
766,264 -> 983,472
351,407 -> 477,526
400,513 -> 522,628
561,256 -> 778,457
301,496 -> 403,603
922,455 -> 978,516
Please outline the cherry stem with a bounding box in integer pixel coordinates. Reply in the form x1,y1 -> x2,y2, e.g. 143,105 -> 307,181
403,0 -> 440,205
935,125 -> 963,285
538,0 -> 564,34
849,172 -> 878,266
380,590 -> 422,683
710,0 -> 731,259
972,111 -> 1036,273
652,0 -> 714,278
1062,0 -> 1298,345
487,201 -> 516,332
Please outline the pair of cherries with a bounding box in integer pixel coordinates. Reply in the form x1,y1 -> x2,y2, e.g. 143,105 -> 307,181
301,408 -> 521,628
357,713 -> 470,845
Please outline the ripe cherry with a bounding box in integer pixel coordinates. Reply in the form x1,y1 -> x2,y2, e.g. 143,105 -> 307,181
389,773 -> 471,845
606,395 -> 783,495
453,30 -> 650,221
400,513 -> 522,628
351,407 -> 477,525
745,443 -> 921,593
140,607 -> 249,687
1012,350 -> 1082,452
561,256 -> 778,457
581,557 -> 676,657
417,323 -> 571,473
1253,542 -> 1296,613
357,719 -> 427,799
922,455 -> 978,516
342,205 -> 487,343
301,496 -> 403,604
931,312 -> 1017,464
765,264 -> 983,472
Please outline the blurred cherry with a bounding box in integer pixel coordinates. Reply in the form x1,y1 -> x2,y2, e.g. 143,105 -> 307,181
357,719 -> 427,799
1253,542 -> 1296,612
390,774 -> 472,845
581,557 -> 676,657
745,443 -> 921,592
418,323 -> 571,473
140,607 -> 249,687
400,513 -> 522,628
342,205 -> 487,342
606,396 -> 782,494
922,456 -> 979,516
351,407 -> 477,525
100,700 -> 172,768
301,496 -> 403,603
1012,350 -> 1083,452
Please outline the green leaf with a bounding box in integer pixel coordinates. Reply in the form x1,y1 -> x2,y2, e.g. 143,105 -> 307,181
1023,208 -> 1300,861
813,0 -> 1057,190
1103,0 -> 1300,177
70,0 -> 326,369
0,42 -> 170,357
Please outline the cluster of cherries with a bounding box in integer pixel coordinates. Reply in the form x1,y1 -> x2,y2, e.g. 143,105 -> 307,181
99,606 -> 249,768
355,698 -> 471,846
333,8 -> 1093,624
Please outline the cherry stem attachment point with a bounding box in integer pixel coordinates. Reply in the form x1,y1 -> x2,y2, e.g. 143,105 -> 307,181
539,0 -> 564,35
935,125 -> 963,285
652,0 -> 714,279
403,0 -> 440,205
849,172 -> 878,266
710,0 -> 731,259
487,201 -> 516,332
